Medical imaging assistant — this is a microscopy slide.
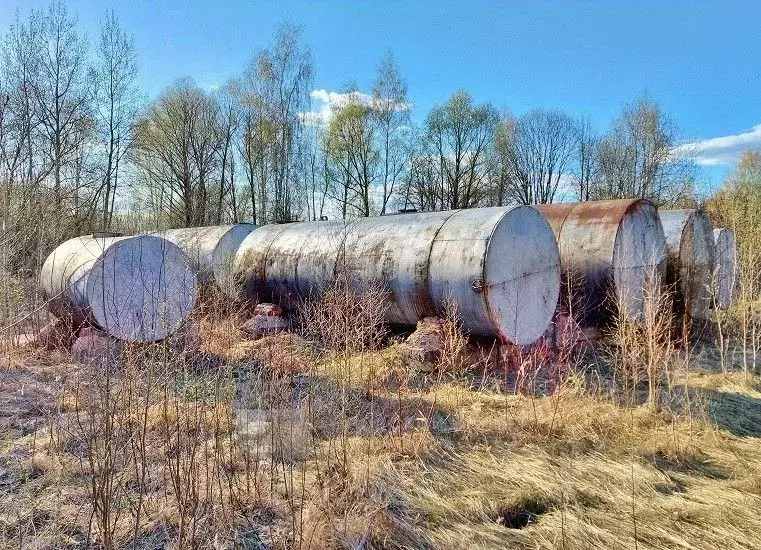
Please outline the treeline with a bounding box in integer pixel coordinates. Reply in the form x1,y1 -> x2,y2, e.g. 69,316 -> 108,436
0,3 -> 136,269
0,1 -> 698,260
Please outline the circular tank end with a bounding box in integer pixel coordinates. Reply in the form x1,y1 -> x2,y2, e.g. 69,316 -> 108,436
680,212 -> 716,320
612,200 -> 668,322
484,206 -> 561,346
713,228 -> 737,309
86,236 -> 198,342
211,224 -> 258,295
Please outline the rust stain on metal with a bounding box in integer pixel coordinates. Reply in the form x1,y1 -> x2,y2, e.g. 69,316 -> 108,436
568,199 -> 637,225
534,198 -> 664,326
534,203 -> 575,237
472,277 -> 485,293
234,224 -> 288,304
658,208 -> 715,322
234,206 -> 561,346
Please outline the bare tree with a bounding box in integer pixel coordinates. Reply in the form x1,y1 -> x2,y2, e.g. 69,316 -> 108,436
132,79 -> 221,227
214,81 -> 240,223
594,96 -> 694,205
244,23 -> 312,223
325,88 -> 378,218
0,3 -> 95,272
371,52 -> 410,214
485,112 -> 511,207
574,117 -> 599,202
301,122 -> 330,221
0,12 -> 42,195
401,135 -> 438,211
93,9 -> 139,230
238,90 -> 269,224
32,1 -> 93,216
496,108 -> 578,205
188,90 -> 221,224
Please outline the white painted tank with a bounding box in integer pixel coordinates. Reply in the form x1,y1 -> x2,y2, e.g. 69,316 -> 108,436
340,210 -> 454,325
156,224 -> 255,295
713,227 -> 737,309
40,235 -> 197,342
234,206 -> 561,346
658,209 -> 716,321
426,207 -> 560,345
536,199 -> 668,325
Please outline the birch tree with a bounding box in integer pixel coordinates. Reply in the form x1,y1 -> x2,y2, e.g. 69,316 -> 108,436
93,9 -> 139,229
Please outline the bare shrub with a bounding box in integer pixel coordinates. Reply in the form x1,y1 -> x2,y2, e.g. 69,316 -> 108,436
70,358 -> 131,548
607,272 -> 675,410
434,300 -> 468,374
298,276 -> 389,356
498,270 -> 587,397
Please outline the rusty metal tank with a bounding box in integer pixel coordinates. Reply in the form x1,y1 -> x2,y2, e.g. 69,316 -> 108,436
535,199 -> 668,325
658,209 -> 716,321
40,235 -> 198,341
233,206 -> 561,346
155,224 -> 255,295
712,228 -> 737,309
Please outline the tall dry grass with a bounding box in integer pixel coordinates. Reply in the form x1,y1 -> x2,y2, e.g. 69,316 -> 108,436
607,272 -> 676,410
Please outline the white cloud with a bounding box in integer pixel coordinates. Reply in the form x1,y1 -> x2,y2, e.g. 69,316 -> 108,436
299,88 -> 411,127
674,124 -> 761,166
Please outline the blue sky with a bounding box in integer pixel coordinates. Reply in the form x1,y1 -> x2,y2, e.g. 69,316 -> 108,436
2,0 -> 759,191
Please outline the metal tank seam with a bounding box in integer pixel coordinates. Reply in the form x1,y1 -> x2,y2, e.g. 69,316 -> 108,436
477,265 -> 561,287
423,209 -> 460,319
480,206 -> 560,344
553,202 -> 576,250
259,224 -> 290,301
87,235 -> 135,339
480,208 -> 512,343
610,200 -> 637,298
328,218 -> 361,292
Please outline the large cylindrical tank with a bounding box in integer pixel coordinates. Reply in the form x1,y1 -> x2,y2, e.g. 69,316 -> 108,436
713,228 -> 737,309
156,224 -> 255,295
40,235 -> 198,342
535,199 -> 668,325
234,207 -> 561,346
658,209 -> 716,321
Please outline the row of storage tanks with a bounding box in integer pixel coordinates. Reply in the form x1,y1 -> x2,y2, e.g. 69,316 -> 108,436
39,199 -> 738,346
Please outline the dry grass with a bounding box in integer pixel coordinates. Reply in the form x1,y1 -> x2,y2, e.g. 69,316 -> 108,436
378,438 -> 761,550
2,286 -> 761,549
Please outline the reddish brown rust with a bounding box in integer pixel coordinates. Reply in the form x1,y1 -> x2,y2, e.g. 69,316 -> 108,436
535,203 -> 575,237
538,199 -> 636,229
535,199 -> 667,326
